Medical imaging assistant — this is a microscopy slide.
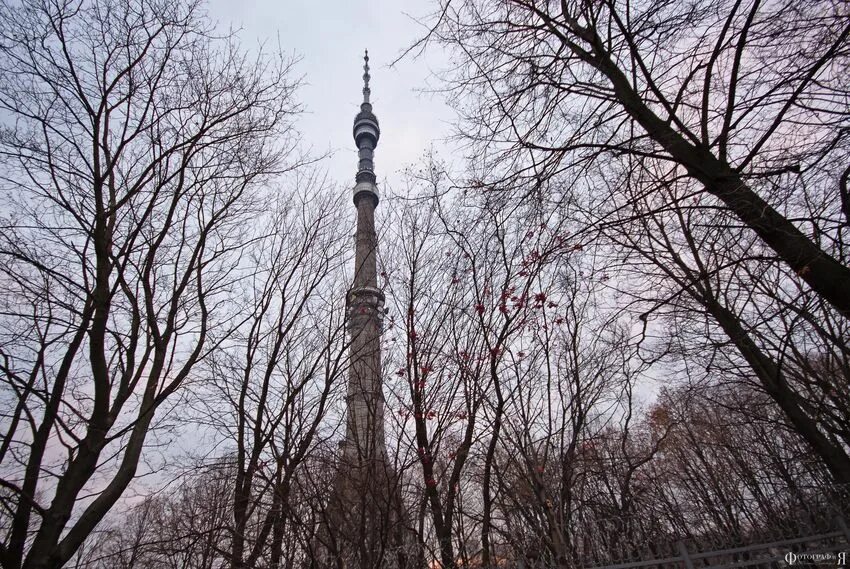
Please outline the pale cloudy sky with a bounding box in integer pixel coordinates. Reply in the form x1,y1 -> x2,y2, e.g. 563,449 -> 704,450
204,0 -> 456,191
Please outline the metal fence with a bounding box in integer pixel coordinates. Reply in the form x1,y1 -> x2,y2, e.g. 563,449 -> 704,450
573,486 -> 850,569
506,486 -> 850,569
582,516 -> 849,569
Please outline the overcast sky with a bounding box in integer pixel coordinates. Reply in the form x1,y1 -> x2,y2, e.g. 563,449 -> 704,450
204,0 -> 456,193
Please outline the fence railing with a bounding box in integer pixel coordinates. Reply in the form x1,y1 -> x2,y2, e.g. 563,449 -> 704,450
579,515 -> 850,569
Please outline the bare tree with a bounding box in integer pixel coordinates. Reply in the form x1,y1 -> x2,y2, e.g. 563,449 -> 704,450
590,156 -> 850,483
381,160 -> 593,567
491,269 -> 660,568
427,0 -> 850,318
80,462 -> 233,569
644,382 -> 833,542
192,179 -> 352,569
419,0 -> 850,488
0,0 -> 301,566
382,185 -> 485,569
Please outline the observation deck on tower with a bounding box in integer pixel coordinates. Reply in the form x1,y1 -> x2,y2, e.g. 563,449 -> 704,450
352,49 -> 380,202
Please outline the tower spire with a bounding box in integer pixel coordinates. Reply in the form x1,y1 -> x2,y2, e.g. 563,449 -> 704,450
362,49 -> 371,104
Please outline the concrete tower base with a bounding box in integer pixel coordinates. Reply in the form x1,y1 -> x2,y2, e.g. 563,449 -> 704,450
309,457 -> 422,568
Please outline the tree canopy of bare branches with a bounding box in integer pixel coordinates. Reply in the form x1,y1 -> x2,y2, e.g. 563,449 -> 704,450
0,0 -> 301,566
429,0 -> 850,316
2,0 -> 848,567
424,0 -> 850,486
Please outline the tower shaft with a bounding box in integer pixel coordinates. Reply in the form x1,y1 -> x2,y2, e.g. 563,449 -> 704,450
309,51 -> 422,569
343,48 -> 386,466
